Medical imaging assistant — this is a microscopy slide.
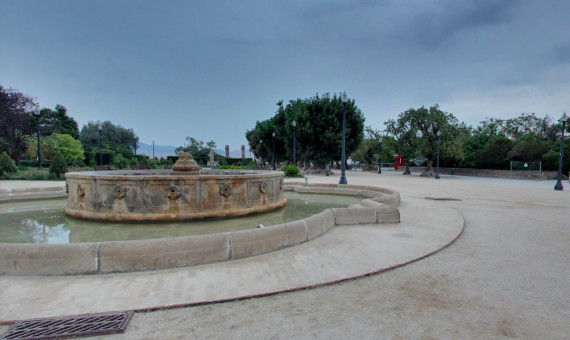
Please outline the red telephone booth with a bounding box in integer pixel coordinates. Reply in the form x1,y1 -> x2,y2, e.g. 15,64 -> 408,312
393,155 -> 405,170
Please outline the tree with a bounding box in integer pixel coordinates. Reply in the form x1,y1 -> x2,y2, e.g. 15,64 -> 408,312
0,86 -> 38,164
385,105 -> 464,176
0,151 -> 17,176
246,92 -> 365,168
33,105 -> 80,139
49,153 -> 67,178
351,126 -> 382,168
80,121 -> 139,159
25,133 -> 84,165
175,137 -> 217,165
473,135 -> 513,169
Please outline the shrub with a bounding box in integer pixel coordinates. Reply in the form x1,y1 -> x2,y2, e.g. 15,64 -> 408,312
219,165 -> 243,170
112,154 -> 129,169
72,156 -> 86,168
281,165 -> 300,177
0,152 -> 17,176
49,153 -> 67,178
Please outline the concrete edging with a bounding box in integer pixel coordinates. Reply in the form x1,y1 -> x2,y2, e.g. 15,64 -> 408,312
0,184 -> 401,276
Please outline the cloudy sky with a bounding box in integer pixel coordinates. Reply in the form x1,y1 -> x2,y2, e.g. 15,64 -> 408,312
1,0 -> 569,151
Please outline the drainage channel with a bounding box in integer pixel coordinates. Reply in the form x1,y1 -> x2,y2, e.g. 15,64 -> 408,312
1,311 -> 133,340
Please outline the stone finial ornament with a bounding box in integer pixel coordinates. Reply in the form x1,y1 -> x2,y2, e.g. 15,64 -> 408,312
171,152 -> 200,175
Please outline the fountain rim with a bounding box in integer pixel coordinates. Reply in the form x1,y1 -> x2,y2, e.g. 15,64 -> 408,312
0,183 -> 401,276
65,169 -> 283,180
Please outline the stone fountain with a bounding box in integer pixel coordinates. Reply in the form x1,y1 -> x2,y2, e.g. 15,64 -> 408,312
64,152 -> 286,222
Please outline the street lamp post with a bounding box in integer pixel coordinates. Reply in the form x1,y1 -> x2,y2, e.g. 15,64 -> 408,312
378,136 -> 382,174
292,120 -> 296,165
435,130 -> 441,179
554,112 -> 568,191
32,109 -> 42,168
98,124 -> 103,166
260,139 -> 263,166
339,91 -> 348,184
272,132 -> 276,170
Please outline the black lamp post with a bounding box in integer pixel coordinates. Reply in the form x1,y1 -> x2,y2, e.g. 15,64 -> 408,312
98,124 -> 103,166
435,130 -> 441,179
292,120 -> 296,165
260,139 -> 263,166
554,112 -> 568,191
339,91 -> 348,184
32,109 -> 42,168
272,131 -> 276,170
378,136 -> 382,174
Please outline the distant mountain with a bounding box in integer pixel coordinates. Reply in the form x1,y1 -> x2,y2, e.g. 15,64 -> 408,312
137,143 -> 177,158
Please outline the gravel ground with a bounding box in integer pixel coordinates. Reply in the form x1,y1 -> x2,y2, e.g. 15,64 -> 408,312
2,172 -> 569,339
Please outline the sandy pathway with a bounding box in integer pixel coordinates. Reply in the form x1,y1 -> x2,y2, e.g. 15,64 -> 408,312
2,172 -> 569,339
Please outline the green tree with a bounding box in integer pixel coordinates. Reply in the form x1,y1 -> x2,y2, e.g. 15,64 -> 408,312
32,105 -> 80,139
175,137 -> 218,166
351,126 -> 382,168
246,93 -> 365,168
26,133 -> 84,165
80,121 -> 139,159
0,86 -> 38,164
49,153 -> 67,178
384,105 -> 464,176
0,151 -> 17,176
473,135 -> 513,169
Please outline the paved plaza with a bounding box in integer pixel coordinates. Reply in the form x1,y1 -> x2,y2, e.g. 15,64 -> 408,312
1,171 -> 569,339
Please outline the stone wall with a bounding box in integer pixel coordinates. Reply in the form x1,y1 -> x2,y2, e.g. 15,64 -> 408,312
397,166 -> 567,180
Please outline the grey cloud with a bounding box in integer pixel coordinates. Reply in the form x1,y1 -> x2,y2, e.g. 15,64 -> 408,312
412,0 -> 517,48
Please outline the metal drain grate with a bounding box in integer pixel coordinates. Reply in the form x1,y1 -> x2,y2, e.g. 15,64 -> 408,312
1,311 -> 134,340
425,196 -> 463,201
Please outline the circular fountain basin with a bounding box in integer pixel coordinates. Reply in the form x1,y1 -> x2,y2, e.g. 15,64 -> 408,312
0,183 -> 401,276
64,169 -> 286,222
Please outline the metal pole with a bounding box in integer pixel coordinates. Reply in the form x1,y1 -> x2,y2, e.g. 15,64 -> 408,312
272,132 -> 276,170
555,116 -> 567,190
35,113 -> 42,168
435,133 -> 441,179
339,99 -> 347,184
378,137 -> 382,174
99,128 -> 102,166
152,140 -> 155,159
292,120 -> 296,165
260,140 -> 263,166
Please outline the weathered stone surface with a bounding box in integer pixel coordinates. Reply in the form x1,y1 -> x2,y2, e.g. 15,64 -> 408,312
376,205 -> 401,223
65,169 -> 286,222
99,233 -> 229,273
333,207 -> 377,225
304,209 -> 335,240
0,243 -> 98,275
171,152 -> 200,174
228,221 -> 307,259
3,182 -> 402,276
